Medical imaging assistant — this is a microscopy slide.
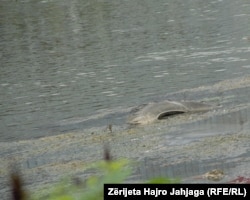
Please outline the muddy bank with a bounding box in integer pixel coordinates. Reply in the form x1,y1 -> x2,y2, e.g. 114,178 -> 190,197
0,75 -> 250,198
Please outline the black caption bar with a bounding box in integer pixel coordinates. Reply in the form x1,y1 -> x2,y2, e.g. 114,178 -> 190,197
104,184 -> 250,199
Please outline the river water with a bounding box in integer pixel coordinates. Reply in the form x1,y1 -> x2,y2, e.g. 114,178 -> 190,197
1,0 -> 250,141
1,0 -> 250,198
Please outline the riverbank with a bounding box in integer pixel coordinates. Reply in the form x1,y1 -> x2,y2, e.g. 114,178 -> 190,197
1,75 -> 250,199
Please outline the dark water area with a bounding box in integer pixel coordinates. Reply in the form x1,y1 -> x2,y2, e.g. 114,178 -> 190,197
1,0 -> 250,141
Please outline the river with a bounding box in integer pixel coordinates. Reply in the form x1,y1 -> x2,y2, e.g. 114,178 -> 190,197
0,0 -> 250,199
1,0 -> 250,141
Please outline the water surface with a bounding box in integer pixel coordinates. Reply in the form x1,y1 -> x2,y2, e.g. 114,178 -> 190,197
1,0 -> 250,141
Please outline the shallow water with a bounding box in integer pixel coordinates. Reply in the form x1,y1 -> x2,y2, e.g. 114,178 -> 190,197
1,0 -> 250,198
1,0 -> 250,141
0,77 -> 250,199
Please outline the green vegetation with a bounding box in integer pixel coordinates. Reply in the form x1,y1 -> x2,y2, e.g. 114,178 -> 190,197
32,159 -> 131,200
28,158 -> 178,200
10,146 -> 178,200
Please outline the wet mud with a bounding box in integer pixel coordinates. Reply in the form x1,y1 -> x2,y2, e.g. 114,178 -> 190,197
0,75 -> 250,198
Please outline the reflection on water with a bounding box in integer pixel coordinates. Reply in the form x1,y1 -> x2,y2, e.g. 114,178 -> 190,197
1,0 -> 250,141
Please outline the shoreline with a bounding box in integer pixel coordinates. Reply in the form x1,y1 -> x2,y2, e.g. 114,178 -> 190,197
1,75 -> 250,198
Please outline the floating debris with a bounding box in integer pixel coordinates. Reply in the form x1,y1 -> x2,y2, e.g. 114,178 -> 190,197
203,169 -> 225,181
129,100 -> 214,125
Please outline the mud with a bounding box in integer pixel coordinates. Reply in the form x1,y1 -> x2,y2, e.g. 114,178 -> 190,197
0,75 -> 250,198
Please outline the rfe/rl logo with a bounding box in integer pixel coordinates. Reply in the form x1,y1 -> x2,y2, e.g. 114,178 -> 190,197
210,188 -> 244,195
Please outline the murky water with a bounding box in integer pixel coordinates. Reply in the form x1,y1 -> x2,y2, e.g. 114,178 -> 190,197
1,0 -> 250,141
0,0 -> 250,199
